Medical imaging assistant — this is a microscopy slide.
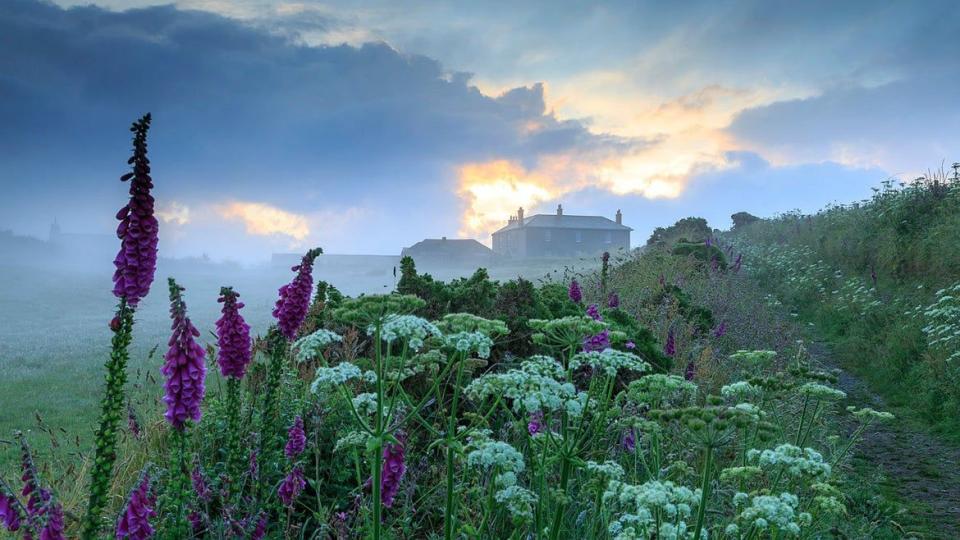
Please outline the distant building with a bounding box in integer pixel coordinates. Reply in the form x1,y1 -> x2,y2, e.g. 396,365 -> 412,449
401,237 -> 494,267
491,205 -> 631,258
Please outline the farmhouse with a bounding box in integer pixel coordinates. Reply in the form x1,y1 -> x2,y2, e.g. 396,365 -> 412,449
491,205 -> 631,258
400,237 -> 494,267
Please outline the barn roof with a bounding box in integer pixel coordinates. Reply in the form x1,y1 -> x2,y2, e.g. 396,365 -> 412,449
401,238 -> 493,256
493,214 -> 632,234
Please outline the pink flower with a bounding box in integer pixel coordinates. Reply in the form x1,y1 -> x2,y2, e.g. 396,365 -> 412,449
568,279 -> 583,304
216,287 -> 252,379
607,292 -> 620,308
284,416 -> 307,460
0,490 -> 21,532
115,473 -> 156,539
112,114 -> 158,307
273,248 -> 322,340
39,501 -> 65,540
586,303 -> 602,321
527,411 -> 544,436
161,279 -> 207,430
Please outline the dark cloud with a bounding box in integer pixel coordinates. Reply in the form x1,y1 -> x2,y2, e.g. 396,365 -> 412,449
0,0 -> 636,246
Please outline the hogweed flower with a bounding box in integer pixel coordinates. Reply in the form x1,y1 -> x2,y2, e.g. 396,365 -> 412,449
273,248 -> 323,340
278,467 -> 305,507
115,470 -> 156,540
568,279 -> 583,304
216,287 -> 252,379
161,278 -> 207,430
112,113 -> 158,307
380,433 -> 407,508
285,416 -> 307,460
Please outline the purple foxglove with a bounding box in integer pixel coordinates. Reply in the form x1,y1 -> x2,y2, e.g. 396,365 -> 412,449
623,427 -> 636,453
112,114 -> 158,307
607,292 -> 620,308
278,467 -> 305,507
582,329 -> 611,353
586,303 -> 602,321
39,501 -> 65,540
284,416 -> 307,460
527,411 -> 544,436
664,328 -> 676,357
568,279 -> 582,304
684,361 -> 696,381
273,248 -> 322,340
712,321 -> 727,338
115,473 -> 156,540
161,279 -> 207,430
216,287 -> 252,379
0,490 -> 21,532
380,434 -> 406,508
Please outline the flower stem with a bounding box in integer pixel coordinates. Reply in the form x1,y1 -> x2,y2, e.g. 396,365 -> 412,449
693,446 -> 714,540
444,353 -> 468,540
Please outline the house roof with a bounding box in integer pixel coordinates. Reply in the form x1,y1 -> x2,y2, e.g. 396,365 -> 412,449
493,214 -> 632,234
401,238 -> 493,256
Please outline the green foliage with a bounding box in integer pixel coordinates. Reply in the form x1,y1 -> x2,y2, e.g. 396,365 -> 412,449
602,307 -> 672,372
671,241 -> 728,270
647,216 -> 712,246
730,211 -> 760,229
649,284 -> 715,333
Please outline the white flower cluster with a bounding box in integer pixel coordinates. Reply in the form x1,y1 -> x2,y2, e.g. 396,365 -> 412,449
465,356 -> 587,417
729,350 -> 777,366
466,439 -> 526,473
909,281 -> 960,363
797,382 -> 846,401
333,430 -> 369,453
311,362 -> 363,393
604,480 -> 703,540
293,329 -> 343,363
731,492 -> 811,536
444,331 -> 494,359
369,314 -> 441,351
846,405 -> 895,422
494,485 -> 537,523
748,444 -> 831,480
351,392 -> 378,415
720,381 -> 761,400
570,349 -> 650,377
585,460 -> 625,482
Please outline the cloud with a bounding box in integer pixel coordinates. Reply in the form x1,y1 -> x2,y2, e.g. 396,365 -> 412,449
217,201 -> 310,243
156,201 -> 191,225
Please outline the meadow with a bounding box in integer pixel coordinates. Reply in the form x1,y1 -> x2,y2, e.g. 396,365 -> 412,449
0,114 -> 950,539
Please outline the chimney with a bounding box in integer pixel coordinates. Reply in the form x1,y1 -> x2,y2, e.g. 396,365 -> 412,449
615,209 -> 622,225
556,204 -> 563,216
517,207 -> 525,225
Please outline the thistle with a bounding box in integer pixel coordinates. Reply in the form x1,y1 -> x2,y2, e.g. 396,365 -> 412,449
84,113 -> 157,539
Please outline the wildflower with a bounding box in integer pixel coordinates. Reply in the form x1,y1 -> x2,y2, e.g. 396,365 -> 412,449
582,329 -> 611,352
115,472 -> 156,540
622,427 -> 636,453
734,492 -> 809,536
112,113 -> 158,307
586,460 -> 625,482
586,303 -> 603,321
847,406 -> 895,422
798,382 -> 846,401
215,287 -> 252,379
273,248 -> 323,340
664,328 -> 676,357
570,349 -> 650,377
445,331 -> 493,359
285,416 -> 307,460
191,465 -> 211,503
494,485 -> 537,523
437,313 -> 509,337
40,501 -> 65,540
250,513 -> 268,540
527,411 -> 544,436
467,439 -> 525,474
733,254 -> 743,273
603,480 -> 702,539
293,329 -> 343,363
721,381 -> 760,400
684,361 -> 696,381
0,489 -> 21,532
568,279 -> 583,304
465,357 -> 586,417
247,449 -> 259,480
712,320 -> 726,338
748,444 -> 831,479
380,433 -> 407,508
278,467 -> 305,507
625,340 -> 636,350
161,279 -> 207,430
311,362 -> 365,393
370,314 -> 441,351
608,292 -> 620,308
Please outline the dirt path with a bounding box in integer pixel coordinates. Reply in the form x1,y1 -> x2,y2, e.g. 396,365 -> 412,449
810,343 -> 960,538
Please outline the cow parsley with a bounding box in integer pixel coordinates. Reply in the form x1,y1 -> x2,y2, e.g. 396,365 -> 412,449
748,444 -> 831,480
733,492 -> 811,536
369,314 -> 441,351
444,331 -> 494,359
603,480 -> 703,540
797,382 -> 846,401
293,329 -> 343,363
570,349 -> 651,377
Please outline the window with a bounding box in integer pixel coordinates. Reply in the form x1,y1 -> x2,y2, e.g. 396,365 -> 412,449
605,231 -> 612,243
545,230 -> 551,242
575,231 -> 582,243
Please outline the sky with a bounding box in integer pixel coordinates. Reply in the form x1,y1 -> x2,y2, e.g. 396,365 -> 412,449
1,0 -> 958,262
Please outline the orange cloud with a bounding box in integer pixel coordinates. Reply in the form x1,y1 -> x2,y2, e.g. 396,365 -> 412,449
156,201 -> 191,225
217,201 -> 310,243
